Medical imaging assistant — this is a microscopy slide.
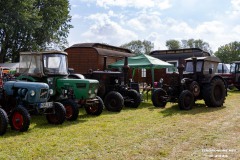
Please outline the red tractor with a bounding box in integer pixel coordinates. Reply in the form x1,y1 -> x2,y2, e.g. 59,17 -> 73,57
218,61 -> 240,90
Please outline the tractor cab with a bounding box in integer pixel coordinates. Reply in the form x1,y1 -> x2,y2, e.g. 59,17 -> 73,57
18,51 -> 68,77
184,56 -> 220,82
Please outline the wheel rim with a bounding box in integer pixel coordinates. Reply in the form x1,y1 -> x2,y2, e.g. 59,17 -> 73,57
88,105 -> 98,113
12,112 -> 23,130
65,105 -> 73,119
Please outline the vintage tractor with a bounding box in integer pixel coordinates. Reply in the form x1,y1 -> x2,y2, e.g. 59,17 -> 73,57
152,56 -> 227,110
0,81 -> 66,135
218,61 -> 240,90
83,57 -> 141,112
16,51 -> 103,121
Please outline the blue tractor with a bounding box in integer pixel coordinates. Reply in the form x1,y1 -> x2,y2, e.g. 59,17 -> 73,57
0,81 -> 66,135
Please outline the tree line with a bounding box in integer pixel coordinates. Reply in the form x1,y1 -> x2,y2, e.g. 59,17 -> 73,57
120,39 -> 240,63
0,1 -> 239,64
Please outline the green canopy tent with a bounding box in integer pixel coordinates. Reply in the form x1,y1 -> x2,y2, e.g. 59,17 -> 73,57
108,54 -> 174,86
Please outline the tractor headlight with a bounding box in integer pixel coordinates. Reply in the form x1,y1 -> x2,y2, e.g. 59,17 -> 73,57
94,89 -> 98,94
181,79 -> 186,84
159,78 -> 163,83
49,89 -> 54,95
29,90 -> 36,97
88,90 -> 92,94
115,79 -> 118,84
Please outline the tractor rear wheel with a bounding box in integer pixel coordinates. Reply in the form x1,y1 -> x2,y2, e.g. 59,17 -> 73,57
124,89 -> 141,108
85,96 -> 103,115
9,107 -> 30,132
203,78 -> 226,107
60,99 -> 79,121
151,88 -> 167,108
104,91 -> 124,112
178,90 -> 194,110
0,108 -> 8,135
46,102 -> 66,124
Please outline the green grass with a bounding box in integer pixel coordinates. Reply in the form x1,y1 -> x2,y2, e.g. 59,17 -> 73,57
0,91 -> 239,159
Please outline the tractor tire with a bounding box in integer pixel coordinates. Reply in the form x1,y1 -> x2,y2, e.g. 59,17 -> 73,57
60,99 -> 79,121
124,89 -> 141,108
104,91 -> 124,112
178,90 -> 194,110
9,107 -> 30,132
203,77 -> 226,107
151,88 -> 167,108
0,108 -> 8,135
85,96 -> 103,115
46,102 -> 66,125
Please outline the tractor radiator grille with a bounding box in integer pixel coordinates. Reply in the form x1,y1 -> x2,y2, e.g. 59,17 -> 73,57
40,89 -> 48,99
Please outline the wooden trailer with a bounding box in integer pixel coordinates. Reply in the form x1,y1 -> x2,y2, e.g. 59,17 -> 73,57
64,43 -> 133,74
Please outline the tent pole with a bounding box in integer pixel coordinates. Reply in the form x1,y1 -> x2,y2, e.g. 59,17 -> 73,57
151,67 -> 154,87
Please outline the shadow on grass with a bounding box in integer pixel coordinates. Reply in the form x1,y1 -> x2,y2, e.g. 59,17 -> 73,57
160,103 -> 226,117
99,101 -> 150,115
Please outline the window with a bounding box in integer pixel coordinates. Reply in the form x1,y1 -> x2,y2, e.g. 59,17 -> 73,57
166,60 -> 178,73
141,68 -> 146,77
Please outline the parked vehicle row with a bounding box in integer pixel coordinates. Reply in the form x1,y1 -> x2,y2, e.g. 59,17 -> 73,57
0,50 -> 228,136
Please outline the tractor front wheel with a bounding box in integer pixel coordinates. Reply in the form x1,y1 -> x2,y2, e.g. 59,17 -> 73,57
0,108 -> 8,135
60,99 -> 79,121
151,88 -> 167,108
46,102 -> 66,125
85,96 -> 103,115
104,91 -> 124,112
124,89 -> 141,108
9,107 -> 30,132
178,90 -> 194,110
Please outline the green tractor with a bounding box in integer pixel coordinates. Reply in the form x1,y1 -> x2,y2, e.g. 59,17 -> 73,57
16,51 -> 103,121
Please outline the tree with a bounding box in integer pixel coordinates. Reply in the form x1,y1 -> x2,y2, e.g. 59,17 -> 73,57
0,0 -> 72,62
214,41 -> 240,63
120,40 -> 154,55
166,39 -> 181,49
165,38 -> 212,54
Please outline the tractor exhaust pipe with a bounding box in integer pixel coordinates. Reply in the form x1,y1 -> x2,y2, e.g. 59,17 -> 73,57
192,57 -> 197,80
122,57 -> 130,85
103,56 -> 107,71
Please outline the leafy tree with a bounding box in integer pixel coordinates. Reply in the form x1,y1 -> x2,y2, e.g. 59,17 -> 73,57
166,39 -> 181,49
214,41 -> 240,63
0,0 -> 72,62
120,40 -> 154,55
165,38 -> 212,54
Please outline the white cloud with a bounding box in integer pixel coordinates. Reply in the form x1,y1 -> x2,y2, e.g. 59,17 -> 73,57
82,13 -> 137,45
95,0 -> 171,9
228,0 -> 240,18
233,25 -> 240,34
195,21 -> 225,35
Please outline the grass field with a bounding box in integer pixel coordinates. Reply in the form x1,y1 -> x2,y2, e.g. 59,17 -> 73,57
0,90 -> 239,159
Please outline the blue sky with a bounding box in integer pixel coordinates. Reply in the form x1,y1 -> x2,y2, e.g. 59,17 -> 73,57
68,0 -> 240,52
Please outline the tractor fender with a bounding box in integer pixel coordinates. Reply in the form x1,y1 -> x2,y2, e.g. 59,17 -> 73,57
211,75 -> 228,89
